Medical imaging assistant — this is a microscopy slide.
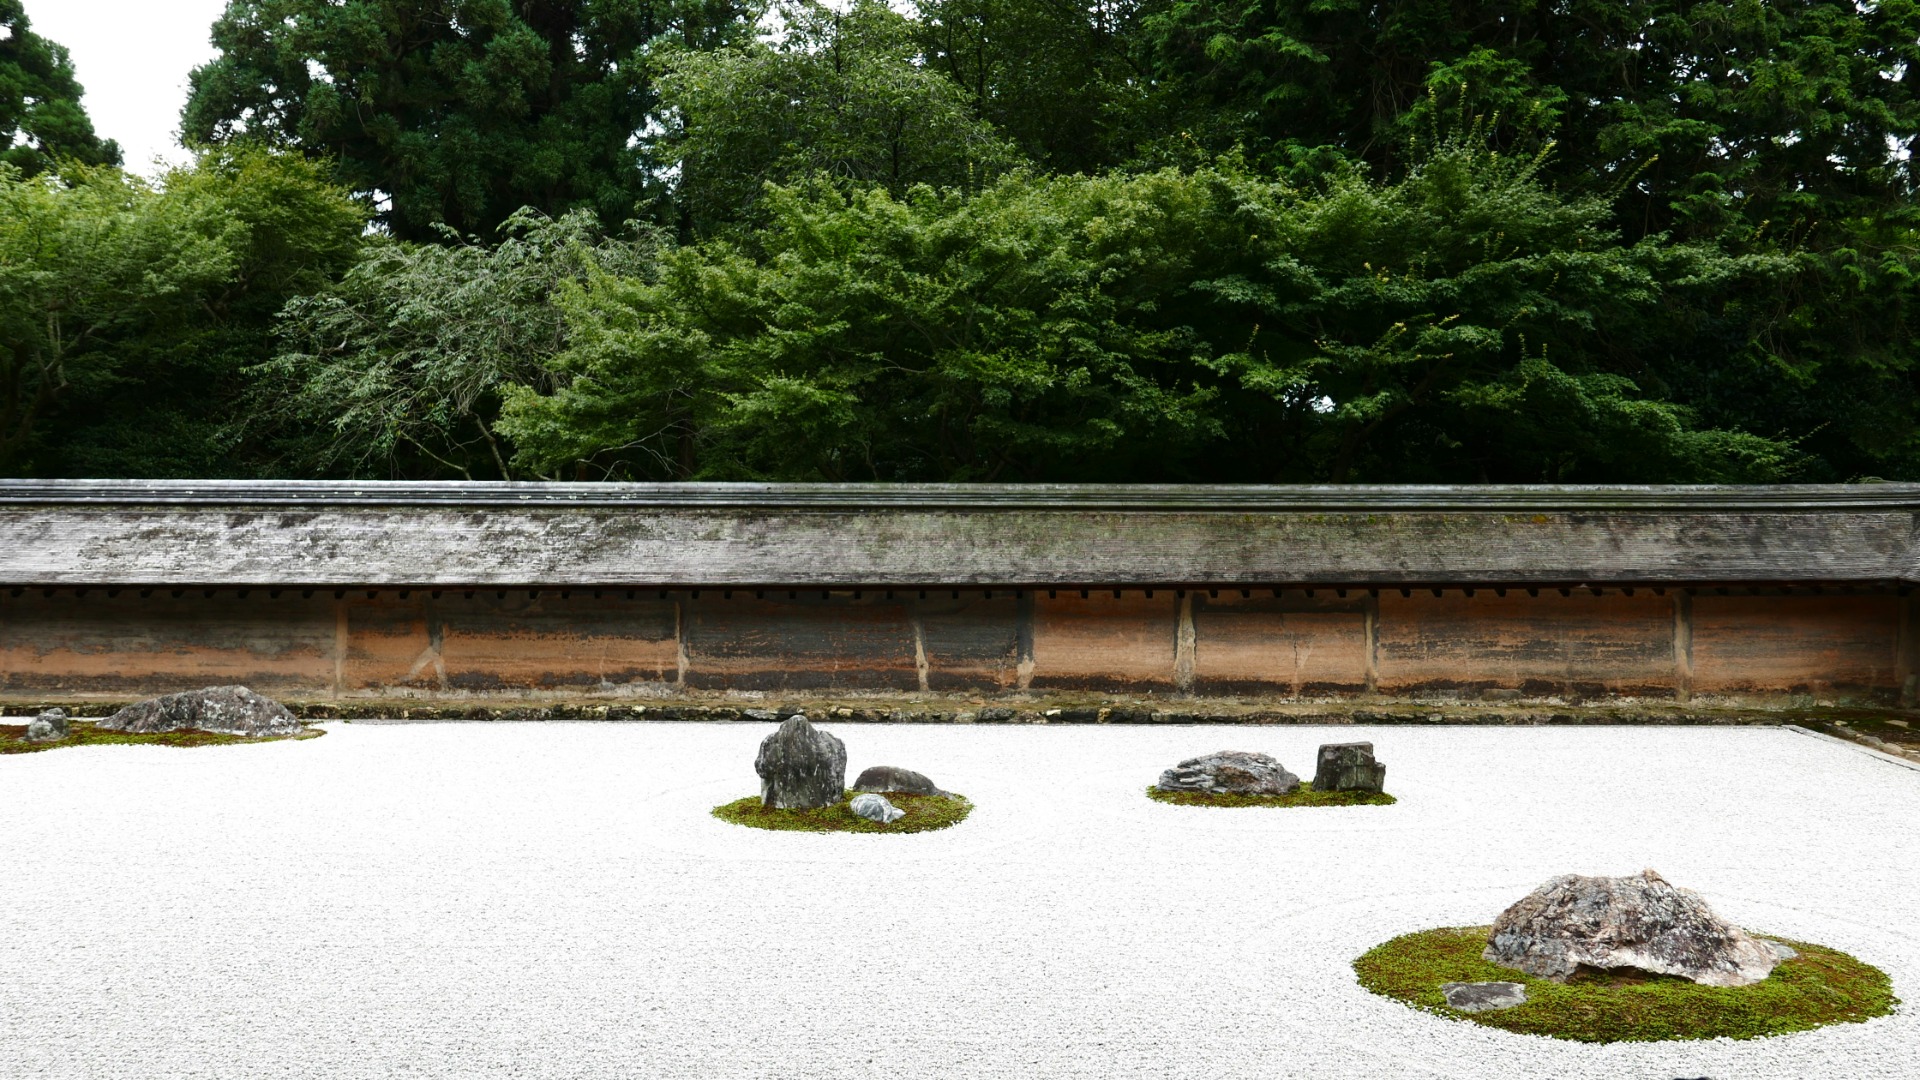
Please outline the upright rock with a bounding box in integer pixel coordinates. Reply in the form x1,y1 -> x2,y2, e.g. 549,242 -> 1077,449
1484,869 -> 1779,987
1156,750 -> 1301,795
852,765 -> 944,796
25,708 -> 70,742
754,715 -> 847,810
98,686 -> 300,737
1313,742 -> 1386,793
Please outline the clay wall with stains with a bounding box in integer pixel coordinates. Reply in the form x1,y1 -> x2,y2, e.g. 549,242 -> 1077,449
1,586 -> 1908,705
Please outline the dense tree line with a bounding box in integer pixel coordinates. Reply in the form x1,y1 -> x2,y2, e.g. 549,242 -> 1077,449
3,0 -> 1918,482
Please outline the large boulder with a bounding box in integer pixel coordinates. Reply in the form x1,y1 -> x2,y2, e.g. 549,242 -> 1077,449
98,686 -> 301,738
1156,750 -> 1301,796
754,715 -> 847,810
852,765 -> 944,796
1313,742 -> 1387,793
1483,869 -> 1779,987
25,708 -> 69,742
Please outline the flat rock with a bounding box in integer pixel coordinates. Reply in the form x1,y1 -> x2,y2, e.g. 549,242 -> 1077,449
851,765 -> 944,796
1440,981 -> 1527,1013
1484,868 -> 1778,986
1763,939 -> 1800,961
754,715 -> 847,810
1313,742 -> 1386,793
1156,750 -> 1300,796
97,686 -> 300,738
848,793 -> 904,824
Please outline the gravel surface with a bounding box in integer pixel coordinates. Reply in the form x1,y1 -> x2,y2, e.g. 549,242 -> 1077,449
2,722 -> 1914,1079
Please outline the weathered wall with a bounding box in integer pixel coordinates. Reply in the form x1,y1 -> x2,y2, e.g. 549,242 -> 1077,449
2,586 -> 1907,705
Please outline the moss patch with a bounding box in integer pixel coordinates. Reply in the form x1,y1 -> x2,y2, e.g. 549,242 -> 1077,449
1146,782 -> 1396,808
1354,925 -> 1896,1043
0,721 -> 322,755
713,791 -> 972,833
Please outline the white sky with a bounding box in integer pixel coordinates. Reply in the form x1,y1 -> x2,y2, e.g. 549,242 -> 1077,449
26,0 -> 230,174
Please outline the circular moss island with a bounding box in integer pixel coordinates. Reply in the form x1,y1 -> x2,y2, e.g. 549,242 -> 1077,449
712,791 -> 973,833
1354,925 -> 1896,1043
1145,783 -> 1396,808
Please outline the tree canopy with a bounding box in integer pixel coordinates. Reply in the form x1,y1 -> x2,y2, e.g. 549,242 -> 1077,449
4,0 -> 1918,483
183,0 -> 754,239
0,0 -> 119,175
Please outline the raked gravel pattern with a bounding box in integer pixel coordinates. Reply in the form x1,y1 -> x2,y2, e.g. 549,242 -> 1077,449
1,722 -> 1915,1080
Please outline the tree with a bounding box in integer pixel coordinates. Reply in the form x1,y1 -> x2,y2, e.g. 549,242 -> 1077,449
1142,0 -> 1920,479
182,0 -> 755,239
657,0 -> 1019,234
913,0 -> 1157,175
0,149 -> 365,476
0,0 -> 120,175
256,209 -> 660,479
497,148 -> 1798,483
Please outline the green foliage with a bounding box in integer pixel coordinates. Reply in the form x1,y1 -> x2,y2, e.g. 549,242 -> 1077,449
500,147 -> 1798,482
1145,784 -> 1396,807
0,0 -> 119,175
914,0 -> 1158,175
658,1 -> 1019,233
0,148 -> 365,477
711,791 -> 973,833
183,0 -> 756,238
256,209 -> 660,479
1354,926 -> 1896,1043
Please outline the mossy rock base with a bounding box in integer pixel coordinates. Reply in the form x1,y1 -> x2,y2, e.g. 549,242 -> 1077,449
1355,925 -> 1896,1043
712,791 -> 972,833
0,721 -> 322,755
1146,783 -> 1396,808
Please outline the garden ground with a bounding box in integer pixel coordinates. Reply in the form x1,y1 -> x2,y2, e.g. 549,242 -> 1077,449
1,722 -> 1913,1079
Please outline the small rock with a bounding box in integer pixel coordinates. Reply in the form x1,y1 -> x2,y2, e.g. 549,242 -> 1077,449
1156,750 -> 1300,795
853,765 -> 944,796
1313,742 -> 1387,793
98,686 -> 300,737
849,793 -> 905,824
25,708 -> 70,742
1484,869 -> 1779,986
754,715 -> 847,810
1440,981 -> 1527,1013
1762,939 -> 1799,961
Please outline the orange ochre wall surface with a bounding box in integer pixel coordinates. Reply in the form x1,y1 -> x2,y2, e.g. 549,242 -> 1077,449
0,587 -> 1909,704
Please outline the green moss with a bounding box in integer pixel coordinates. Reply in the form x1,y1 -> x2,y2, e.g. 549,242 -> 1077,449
1354,926 -> 1896,1043
1145,783 -> 1396,807
712,791 -> 972,833
0,720 -> 322,755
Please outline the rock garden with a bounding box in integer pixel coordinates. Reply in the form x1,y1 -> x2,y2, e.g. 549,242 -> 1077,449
710,714 -> 973,833
1147,741 -> 1395,807
1355,868 -> 1895,1042
1,685 -> 317,754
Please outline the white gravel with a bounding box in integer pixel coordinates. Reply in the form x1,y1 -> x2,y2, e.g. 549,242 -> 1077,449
2,722 -> 1915,1080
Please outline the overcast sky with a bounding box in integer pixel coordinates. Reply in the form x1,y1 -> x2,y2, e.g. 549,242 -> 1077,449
29,0 -> 230,173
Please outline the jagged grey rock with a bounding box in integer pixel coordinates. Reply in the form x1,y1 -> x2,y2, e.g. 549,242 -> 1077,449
848,793 -> 905,824
25,709 -> 70,742
1313,742 -> 1387,793
1155,751 -> 1300,795
1440,982 -> 1528,1013
1483,869 -> 1779,986
753,715 -> 847,810
851,765 -> 944,796
98,686 -> 300,737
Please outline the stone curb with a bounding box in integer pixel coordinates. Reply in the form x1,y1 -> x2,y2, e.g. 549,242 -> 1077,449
1782,723 -> 1920,773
